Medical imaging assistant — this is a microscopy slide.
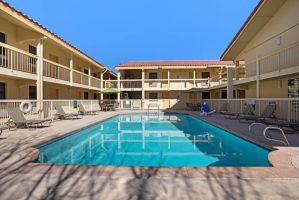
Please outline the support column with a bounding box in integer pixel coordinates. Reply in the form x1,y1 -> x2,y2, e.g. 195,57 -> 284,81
227,67 -> 234,99
193,70 -> 196,86
167,70 -> 170,90
88,64 -> 91,90
117,72 -> 121,106
142,69 -> 145,109
69,54 -> 73,86
100,72 -> 104,101
36,39 -> 44,115
256,56 -> 260,98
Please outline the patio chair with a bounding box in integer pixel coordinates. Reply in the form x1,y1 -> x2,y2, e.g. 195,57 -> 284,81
55,105 -> 81,119
6,108 -> 52,129
100,103 -> 110,111
238,103 -> 276,123
186,103 -> 193,111
0,125 -> 7,135
224,104 -> 254,119
78,103 -> 98,115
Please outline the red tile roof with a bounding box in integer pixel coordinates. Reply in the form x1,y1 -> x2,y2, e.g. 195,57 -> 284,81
117,60 -> 235,67
1,1 -> 107,70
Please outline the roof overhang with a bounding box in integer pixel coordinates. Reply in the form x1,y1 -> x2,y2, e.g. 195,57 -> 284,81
0,1 -> 107,70
220,0 -> 286,61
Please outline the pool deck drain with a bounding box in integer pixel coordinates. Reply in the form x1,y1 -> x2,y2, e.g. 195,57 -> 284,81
0,110 -> 299,199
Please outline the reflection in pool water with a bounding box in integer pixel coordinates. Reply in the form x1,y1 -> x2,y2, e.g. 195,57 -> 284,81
37,114 -> 270,167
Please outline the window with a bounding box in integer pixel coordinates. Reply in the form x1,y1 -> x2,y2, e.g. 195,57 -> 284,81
29,45 -> 37,55
29,86 -> 37,99
202,92 -> 210,99
0,32 -> 5,43
28,45 -> 37,65
201,72 -> 210,78
84,69 -> 89,75
93,73 -> 97,78
221,91 -> 227,99
288,78 -> 299,97
84,92 -> 89,99
0,83 -> 6,99
149,93 -> 158,99
0,32 -> 6,56
149,73 -> 158,79
93,93 -> 97,99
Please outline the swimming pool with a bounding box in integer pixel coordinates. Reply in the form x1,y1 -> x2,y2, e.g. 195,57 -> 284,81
36,113 -> 270,167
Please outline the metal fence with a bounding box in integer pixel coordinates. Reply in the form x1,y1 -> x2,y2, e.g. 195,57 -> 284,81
0,100 -> 99,126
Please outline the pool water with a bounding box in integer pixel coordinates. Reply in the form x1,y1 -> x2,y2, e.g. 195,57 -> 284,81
37,114 -> 270,167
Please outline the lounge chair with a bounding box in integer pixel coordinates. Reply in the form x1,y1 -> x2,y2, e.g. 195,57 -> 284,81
219,102 -> 229,114
224,104 -> 254,119
263,119 -> 299,131
7,108 -> 52,129
78,103 -> 98,115
0,125 -> 6,135
55,105 -> 81,119
238,103 -> 276,123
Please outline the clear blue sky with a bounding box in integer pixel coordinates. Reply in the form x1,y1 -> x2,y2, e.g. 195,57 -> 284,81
6,0 -> 259,71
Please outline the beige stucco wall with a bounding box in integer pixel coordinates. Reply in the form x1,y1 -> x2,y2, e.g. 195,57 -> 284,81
245,75 -> 299,98
0,76 -> 36,99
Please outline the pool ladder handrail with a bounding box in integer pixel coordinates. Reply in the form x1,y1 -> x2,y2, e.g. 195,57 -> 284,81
147,103 -> 159,116
248,122 -> 290,146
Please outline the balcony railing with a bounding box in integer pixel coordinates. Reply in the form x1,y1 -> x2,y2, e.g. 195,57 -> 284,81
90,76 -> 101,88
120,80 -> 142,89
103,80 -> 118,88
0,42 -> 37,74
43,59 -> 70,81
73,70 -> 89,86
244,42 -> 299,79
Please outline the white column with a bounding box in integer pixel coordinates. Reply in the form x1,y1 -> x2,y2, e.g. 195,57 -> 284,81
100,72 -> 103,100
227,67 -> 234,99
117,72 -> 121,105
88,64 -> 91,90
142,69 -> 145,99
69,54 -> 73,86
167,70 -> 170,90
256,56 -> 260,98
36,39 -> 44,114
193,70 -> 196,86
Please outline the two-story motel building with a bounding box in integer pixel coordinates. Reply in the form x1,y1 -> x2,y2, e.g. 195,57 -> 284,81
111,60 -> 245,109
0,1 -> 116,101
1,0 -> 299,111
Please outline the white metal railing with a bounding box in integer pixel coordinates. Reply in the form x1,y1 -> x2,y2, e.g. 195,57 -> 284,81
73,70 -> 89,86
0,100 -> 99,126
90,76 -> 101,88
121,80 -> 142,89
0,42 -> 37,74
259,42 -> 299,75
101,98 -> 299,121
43,59 -> 70,81
103,80 -> 118,88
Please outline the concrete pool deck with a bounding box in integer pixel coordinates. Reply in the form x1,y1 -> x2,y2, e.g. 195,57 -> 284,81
0,110 -> 299,199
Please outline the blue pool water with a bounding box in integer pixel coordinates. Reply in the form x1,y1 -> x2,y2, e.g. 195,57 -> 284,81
37,114 -> 270,167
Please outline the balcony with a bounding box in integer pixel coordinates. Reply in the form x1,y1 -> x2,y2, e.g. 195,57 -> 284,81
0,42 -> 37,78
242,42 -> 299,82
0,42 -> 102,90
